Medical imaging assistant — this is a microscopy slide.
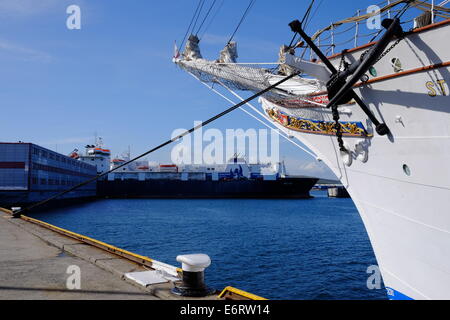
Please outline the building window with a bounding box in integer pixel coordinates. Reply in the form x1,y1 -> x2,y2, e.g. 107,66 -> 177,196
40,178 -> 47,185
32,177 -> 38,185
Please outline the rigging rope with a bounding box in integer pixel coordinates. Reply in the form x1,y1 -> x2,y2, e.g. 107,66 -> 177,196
190,72 -> 319,159
305,0 -> 325,31
310,0 -> 450,41
288,0 -> 315,49
14,72 -> 300,217
227,0 -> 256,44
180,0 -> 205,51
288,0 -> 323,57
191,0 -> 207,36
200,0 -> 225,40
195,0 -> 218,35
368,0 -> 412,43
301,0 -> 316,26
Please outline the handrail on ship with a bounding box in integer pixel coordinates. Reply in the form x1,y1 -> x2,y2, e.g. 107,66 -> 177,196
304,0 -> 450,60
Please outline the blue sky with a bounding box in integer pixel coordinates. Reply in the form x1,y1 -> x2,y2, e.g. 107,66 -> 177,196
0,0 -> 418,178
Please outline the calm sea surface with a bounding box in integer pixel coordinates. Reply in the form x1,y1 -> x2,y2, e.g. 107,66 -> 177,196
30,190 -> 387,300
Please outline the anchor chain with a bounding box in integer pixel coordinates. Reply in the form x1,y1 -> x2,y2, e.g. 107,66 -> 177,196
330,37 -> 403,155
331,103 -> 346,153
375,36 -> 403,64
361,35 -> 404,67
326,51 -> 353,105
332,53 -> 347,152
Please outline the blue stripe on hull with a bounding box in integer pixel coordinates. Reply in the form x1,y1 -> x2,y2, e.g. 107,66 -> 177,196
386,287 -> 413,300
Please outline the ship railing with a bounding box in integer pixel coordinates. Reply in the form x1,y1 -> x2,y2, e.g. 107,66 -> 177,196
306,0 -> 450,60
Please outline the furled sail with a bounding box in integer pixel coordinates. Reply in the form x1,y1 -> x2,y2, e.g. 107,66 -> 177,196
174,35 -> 324,107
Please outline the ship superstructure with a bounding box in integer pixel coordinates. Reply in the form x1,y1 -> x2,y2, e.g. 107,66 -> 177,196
78,139 -> 111,175
106,156 -> 286,182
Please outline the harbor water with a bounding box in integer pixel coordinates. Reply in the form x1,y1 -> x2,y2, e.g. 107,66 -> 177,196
29,190 -> 387,300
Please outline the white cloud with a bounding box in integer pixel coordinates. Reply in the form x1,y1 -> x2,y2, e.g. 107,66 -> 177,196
0,39 -> 52,62
201,33 -> 230,46
199,32 -> 280,62
299,161 -> 328,174
0,0 -> 60,17
41,136 -> 93,146
283,156 -> 337,180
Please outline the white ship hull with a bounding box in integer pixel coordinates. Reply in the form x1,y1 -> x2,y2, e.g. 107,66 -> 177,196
262,20 -> 450,300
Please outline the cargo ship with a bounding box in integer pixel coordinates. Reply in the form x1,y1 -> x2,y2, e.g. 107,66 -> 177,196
74,144 -> 319,199
98,160 -> 317,199
0,141 -> 318,208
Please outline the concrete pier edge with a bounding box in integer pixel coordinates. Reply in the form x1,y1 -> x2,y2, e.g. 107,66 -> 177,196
0,208 -> 264,300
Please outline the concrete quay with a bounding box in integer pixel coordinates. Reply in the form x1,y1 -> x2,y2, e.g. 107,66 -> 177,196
0,211 -> 216,300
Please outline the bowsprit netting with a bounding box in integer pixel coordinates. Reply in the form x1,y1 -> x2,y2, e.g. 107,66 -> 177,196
174,36 -> 324,108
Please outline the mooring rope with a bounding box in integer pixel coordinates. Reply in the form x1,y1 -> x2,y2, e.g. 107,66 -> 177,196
14,72 -> 300,217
